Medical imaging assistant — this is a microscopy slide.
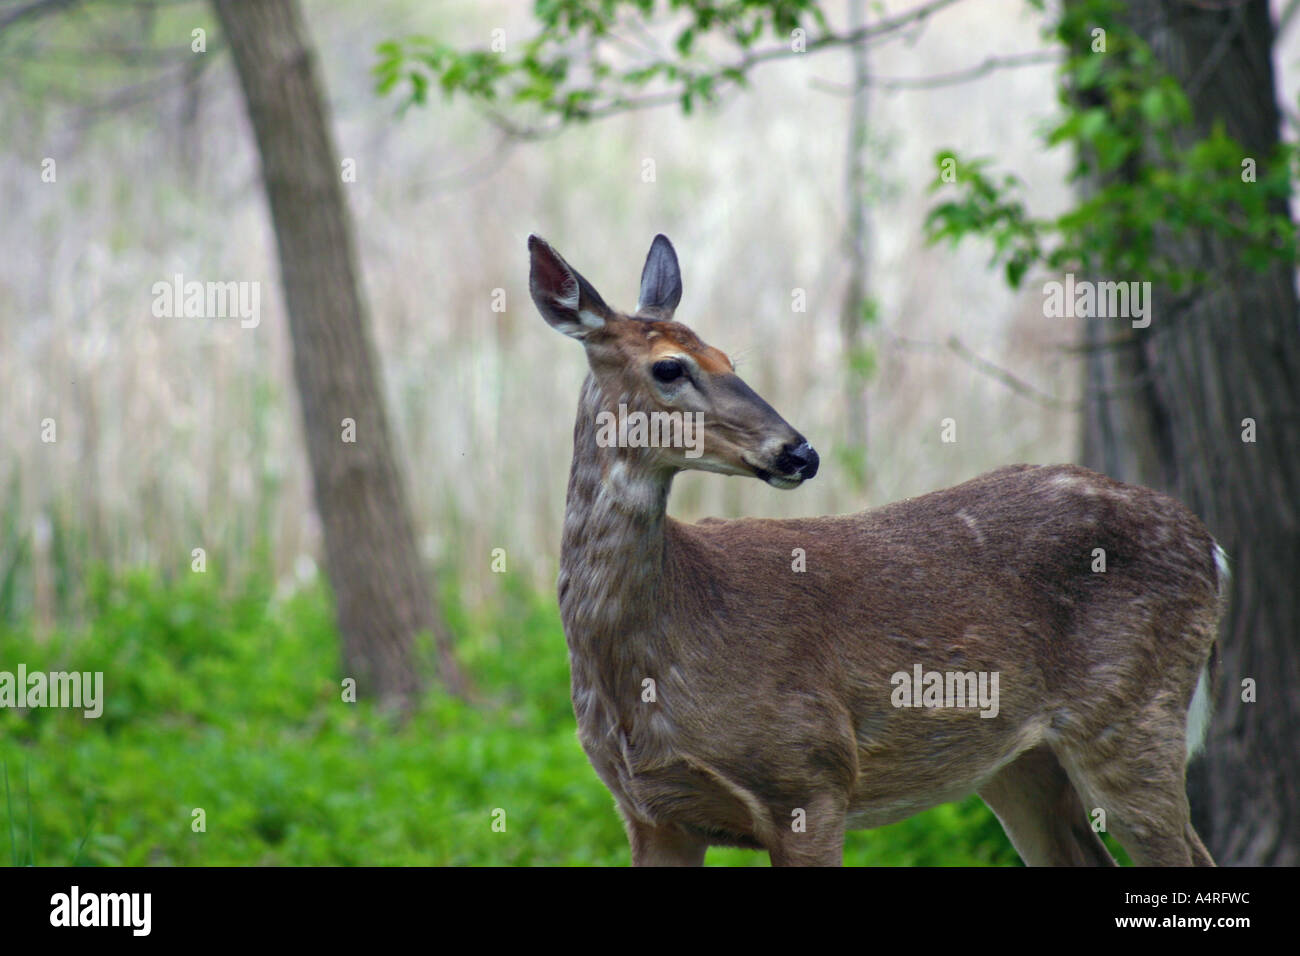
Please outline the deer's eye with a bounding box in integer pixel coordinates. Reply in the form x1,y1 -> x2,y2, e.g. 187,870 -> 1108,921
652,359 -> 685,384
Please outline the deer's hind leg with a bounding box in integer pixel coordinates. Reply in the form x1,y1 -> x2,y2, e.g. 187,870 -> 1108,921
1059,703 -> 1214,867
978,745 -> 1116,866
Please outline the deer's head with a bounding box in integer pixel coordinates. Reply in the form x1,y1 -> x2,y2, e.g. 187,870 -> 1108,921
529,234 -> 818,488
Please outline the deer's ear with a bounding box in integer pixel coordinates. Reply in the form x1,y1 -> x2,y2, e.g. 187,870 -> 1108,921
528,235 -> 613,339
636,234 -> 682,320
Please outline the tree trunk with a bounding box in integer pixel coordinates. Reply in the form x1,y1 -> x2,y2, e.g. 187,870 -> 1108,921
212,0 -> 466,706
1079,0 -> 1300,865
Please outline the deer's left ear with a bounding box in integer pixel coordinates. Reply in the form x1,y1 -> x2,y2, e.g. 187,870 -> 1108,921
636,234 -> 682,320
528,234 -> 614,339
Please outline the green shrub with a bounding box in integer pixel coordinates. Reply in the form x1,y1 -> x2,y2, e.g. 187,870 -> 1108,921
0,568 -> 1021,866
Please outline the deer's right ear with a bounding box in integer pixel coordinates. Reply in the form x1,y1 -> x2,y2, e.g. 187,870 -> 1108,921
528,235 -> 613,339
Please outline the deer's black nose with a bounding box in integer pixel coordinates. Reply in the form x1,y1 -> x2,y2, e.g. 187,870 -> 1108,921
776,440 -> 819,480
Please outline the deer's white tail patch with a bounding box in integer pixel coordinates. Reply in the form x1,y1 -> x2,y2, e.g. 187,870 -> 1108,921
1186,666 -> 1211,761
1214,543 -> 1230,598
1185,543 -> 1227,762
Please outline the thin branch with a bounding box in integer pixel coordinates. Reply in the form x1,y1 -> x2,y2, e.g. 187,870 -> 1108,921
569,86 -> 697,121
891,332 -> 1077,409
889,332 -> 1151,410
478,0 -> 970,138
738,0 -> 967,67
614,0 -> 969,108
483,83 -> 742,139
810,50 -> 1058,95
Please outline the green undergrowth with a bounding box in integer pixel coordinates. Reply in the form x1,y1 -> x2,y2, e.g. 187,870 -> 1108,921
0,567 -> 1044,866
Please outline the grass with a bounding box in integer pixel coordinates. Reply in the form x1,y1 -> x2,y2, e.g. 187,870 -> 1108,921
0,567 -> 1033,866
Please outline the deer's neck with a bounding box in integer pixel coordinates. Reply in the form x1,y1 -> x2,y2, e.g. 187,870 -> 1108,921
559,374 -> 674,669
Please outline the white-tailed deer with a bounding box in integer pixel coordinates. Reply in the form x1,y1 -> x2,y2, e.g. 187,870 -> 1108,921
529,233 -> 1224,867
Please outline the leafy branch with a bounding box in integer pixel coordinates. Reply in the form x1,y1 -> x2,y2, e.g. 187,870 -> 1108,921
374,0 -> 963,125
923,0 -> 1298,291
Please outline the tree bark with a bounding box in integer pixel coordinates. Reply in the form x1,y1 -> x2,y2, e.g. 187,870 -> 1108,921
212,0 -> 466,706
1079,0 -> 1300,865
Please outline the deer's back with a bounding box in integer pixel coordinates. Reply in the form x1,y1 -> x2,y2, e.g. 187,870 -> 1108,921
670,463 -> 1218,638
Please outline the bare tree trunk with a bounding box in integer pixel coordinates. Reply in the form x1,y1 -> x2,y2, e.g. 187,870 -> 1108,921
1079,0 -> 1300,865
212,0 -> 467,706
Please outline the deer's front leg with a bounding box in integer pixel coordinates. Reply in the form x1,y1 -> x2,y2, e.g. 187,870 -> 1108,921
626,818 -> 708,866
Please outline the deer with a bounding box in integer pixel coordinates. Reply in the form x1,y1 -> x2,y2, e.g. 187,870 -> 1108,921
528,232 -> 1225,867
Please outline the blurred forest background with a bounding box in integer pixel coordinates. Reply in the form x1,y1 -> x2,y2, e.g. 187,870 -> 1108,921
0,0 -> 1296,865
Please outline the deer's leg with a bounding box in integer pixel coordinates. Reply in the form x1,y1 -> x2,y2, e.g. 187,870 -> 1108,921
1062,713 -> 1212,867
626,819 -> 708,866
1076,784 -> 1201,867
766,794 -> 846,867
1093,793 -> 1211,867
978,746 -> 1115,866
